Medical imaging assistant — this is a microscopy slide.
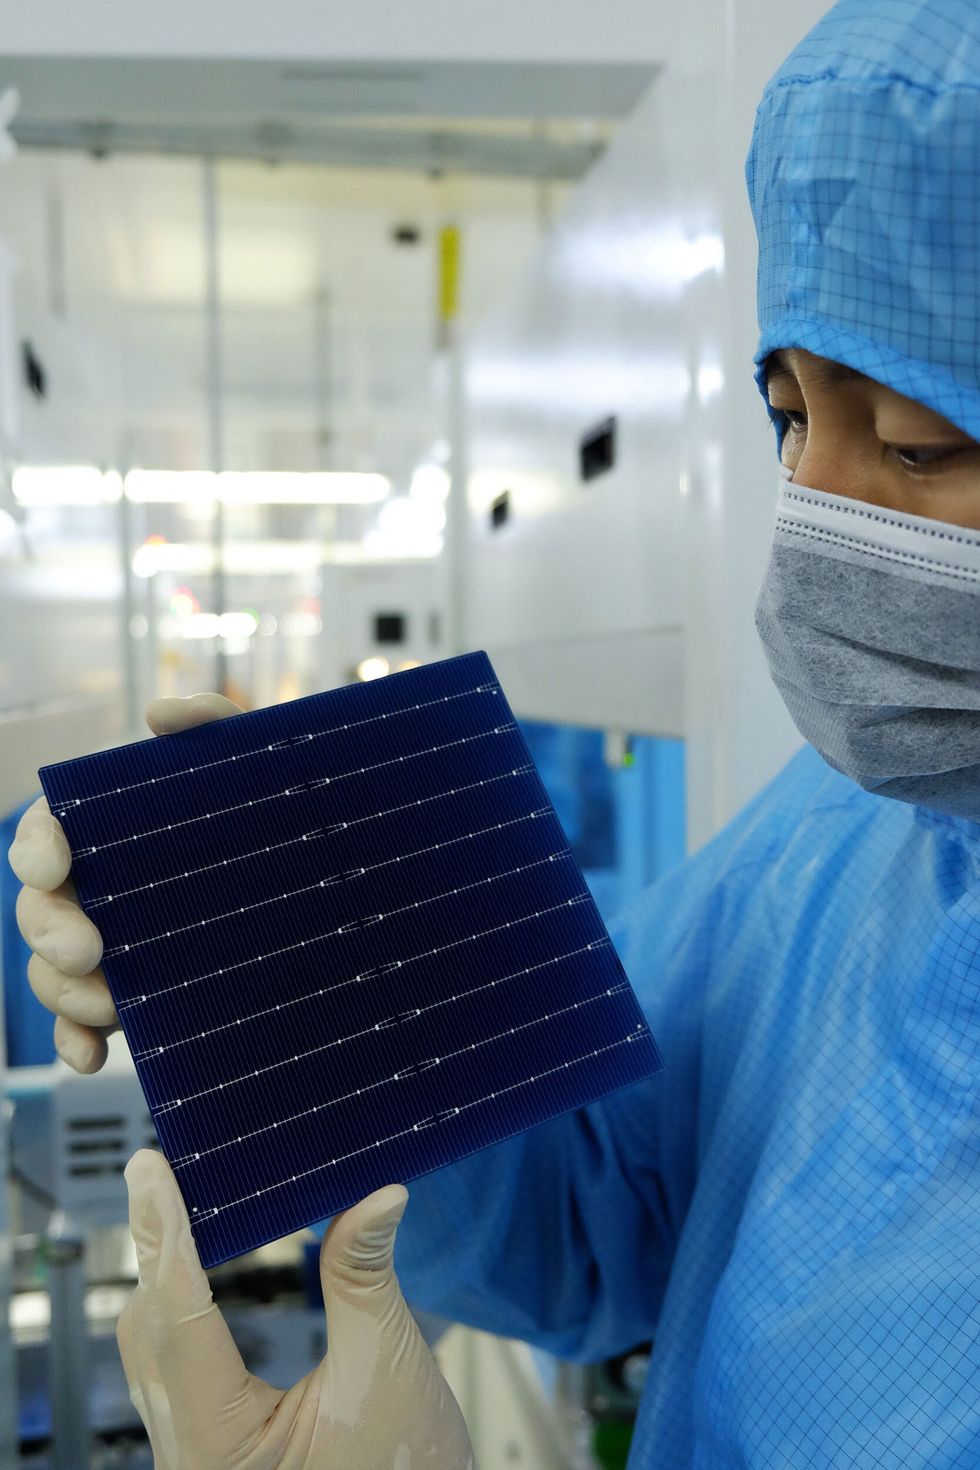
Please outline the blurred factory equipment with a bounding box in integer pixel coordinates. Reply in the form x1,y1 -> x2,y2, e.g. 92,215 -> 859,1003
9,1063 -> 157,1467
0,84 -> 23,1469
434,1330 -> 651,1470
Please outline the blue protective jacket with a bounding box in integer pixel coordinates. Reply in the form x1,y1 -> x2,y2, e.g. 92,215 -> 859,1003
390,745 -> 980,1467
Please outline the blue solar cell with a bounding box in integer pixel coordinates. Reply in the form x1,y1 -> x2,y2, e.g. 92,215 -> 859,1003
39,652 -> 663,1267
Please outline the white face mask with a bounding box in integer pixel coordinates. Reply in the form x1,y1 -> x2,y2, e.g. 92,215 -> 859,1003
755,464 -> 980,821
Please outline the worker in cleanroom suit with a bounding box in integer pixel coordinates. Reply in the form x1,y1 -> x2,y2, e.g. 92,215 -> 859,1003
11,0 -> 980,1464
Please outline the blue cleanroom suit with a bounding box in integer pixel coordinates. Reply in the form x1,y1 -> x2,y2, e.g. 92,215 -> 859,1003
323,2 -> 980,1464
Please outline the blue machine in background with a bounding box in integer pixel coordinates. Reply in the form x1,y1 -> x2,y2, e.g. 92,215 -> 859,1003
1,798 -> 55,1068
517,720 -> 686,926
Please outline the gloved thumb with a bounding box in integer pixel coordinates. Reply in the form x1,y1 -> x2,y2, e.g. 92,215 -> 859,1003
318,1183 -> 426,1438
145,691 -> 243,736
320,1183 -> 409,1297
318,1185 -> 476,1465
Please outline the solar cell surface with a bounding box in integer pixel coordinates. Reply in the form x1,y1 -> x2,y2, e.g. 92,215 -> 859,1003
40,651 -> 664,1267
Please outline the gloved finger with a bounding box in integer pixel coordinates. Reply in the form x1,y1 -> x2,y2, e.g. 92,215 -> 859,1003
319,1185 -> 476,1467
54,1014 -> 117,1074
117,1295 -> 178,1470
28,952 -> 118,1027
320,1183 -> 413,1354
146,692 -> 243,736
16,880 -> 103,976
321,1183 -> 409,1293
116,1296 -> 141,1404
8,796 -> 72,892
124,1150 -> 271,1454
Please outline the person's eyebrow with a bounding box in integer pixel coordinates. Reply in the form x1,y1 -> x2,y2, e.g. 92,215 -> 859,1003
766,348 -> 866,385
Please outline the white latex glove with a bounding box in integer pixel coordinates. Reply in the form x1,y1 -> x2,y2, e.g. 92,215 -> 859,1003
8,694 -> 243,1072
118,1149 -> 476,1470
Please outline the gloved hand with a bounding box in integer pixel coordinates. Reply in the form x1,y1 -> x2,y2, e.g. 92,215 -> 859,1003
8,694 -> 243,1072
118,1149 -> 476,1470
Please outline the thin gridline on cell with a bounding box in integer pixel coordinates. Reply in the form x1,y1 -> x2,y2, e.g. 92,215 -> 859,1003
86,763 -> 536,909
40,652 -> 663,1267
54,680 -> 498,812
192,1028 -> 645,1222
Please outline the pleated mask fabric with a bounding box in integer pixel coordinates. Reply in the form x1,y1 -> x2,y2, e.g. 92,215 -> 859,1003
756,463 -> 980,818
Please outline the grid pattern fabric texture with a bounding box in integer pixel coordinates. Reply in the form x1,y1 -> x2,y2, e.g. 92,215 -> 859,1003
746,0 -> 980,455
380,745 -> 980,1467
39,652 -> 662,1268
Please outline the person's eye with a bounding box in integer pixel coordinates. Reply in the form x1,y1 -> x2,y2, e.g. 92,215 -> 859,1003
775,408 -> 962,474
781,410 -> 807,433
890,445 -> 960,471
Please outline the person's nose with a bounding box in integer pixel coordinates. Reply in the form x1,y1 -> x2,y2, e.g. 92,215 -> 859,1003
791,426 -> 880,505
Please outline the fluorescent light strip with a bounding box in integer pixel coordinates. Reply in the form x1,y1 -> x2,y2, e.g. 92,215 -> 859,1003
126,470 -> 390,505
12,467 -> 391,507
12,466 -> 120,506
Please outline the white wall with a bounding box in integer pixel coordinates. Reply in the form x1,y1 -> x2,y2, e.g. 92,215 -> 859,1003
0,238 -> 16,458
0,270 -> 17,1470
461,73 -> 689,743
461,0 -> 833,849
0,192 -> 128,739
709,0 -> 828,841
318,561 -> 449,692
0,152 -> 556,481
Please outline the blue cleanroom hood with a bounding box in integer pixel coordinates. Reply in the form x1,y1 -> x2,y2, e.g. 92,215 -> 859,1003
746,0 -> 980,455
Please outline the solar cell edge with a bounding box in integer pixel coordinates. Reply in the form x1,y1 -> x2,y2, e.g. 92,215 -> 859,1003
37,649 -> 496,786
